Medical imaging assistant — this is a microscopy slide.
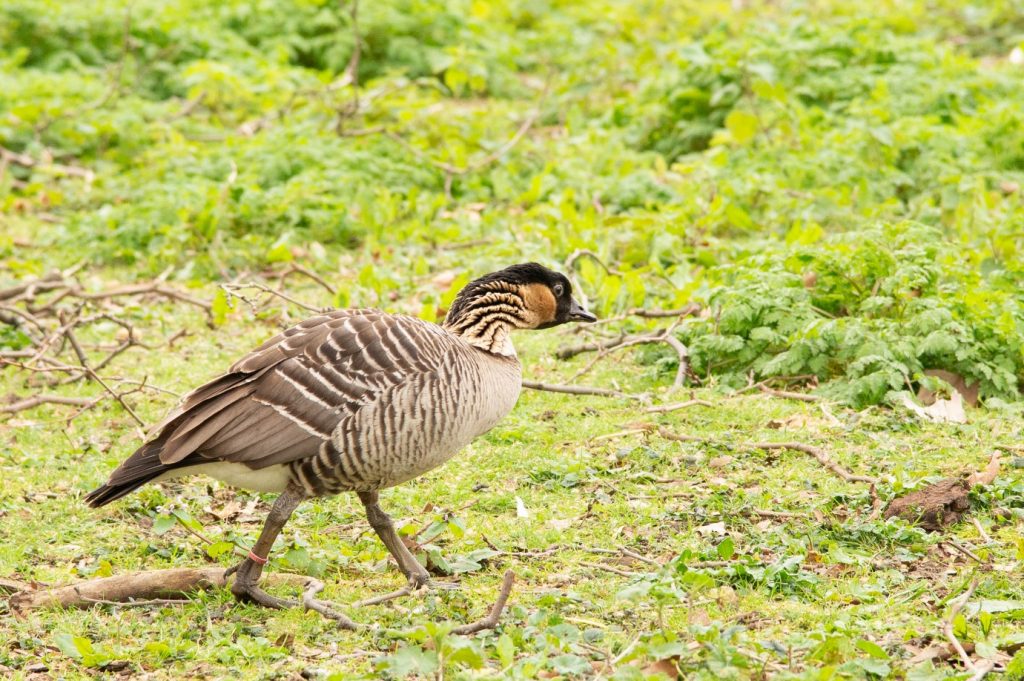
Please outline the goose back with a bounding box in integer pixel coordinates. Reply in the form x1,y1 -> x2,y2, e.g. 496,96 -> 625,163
101,309 -> 522,498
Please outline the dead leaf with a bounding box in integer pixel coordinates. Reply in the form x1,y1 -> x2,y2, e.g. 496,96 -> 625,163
689,609 -> 711,626
642,658 -> 680,678
695,521 -> 726,536
900,392 -> 966,424
709,455 -> 734,468
766,414 -> 819,430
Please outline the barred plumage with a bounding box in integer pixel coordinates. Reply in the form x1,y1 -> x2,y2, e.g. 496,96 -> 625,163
85,263 -> 596,619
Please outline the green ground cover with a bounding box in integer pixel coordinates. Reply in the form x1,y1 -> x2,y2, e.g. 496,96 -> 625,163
2,0 -> 1024,678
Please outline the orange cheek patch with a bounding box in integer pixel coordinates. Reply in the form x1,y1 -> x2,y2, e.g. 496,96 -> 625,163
522,284 -> 557,325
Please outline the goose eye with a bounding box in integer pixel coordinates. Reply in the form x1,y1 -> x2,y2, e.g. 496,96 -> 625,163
553,283 -> 564,297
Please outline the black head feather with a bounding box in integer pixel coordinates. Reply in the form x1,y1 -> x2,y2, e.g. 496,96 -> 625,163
445,263 -> 575,326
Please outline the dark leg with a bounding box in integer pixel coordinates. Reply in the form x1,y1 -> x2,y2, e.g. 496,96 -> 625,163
230,484 -> 356,628
230,483 -> 306,608
358,490 -> 432,588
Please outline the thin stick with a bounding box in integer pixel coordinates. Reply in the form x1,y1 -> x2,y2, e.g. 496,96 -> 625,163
65,326 -> 146,429
748,509 -> 807,519
967,661 -> 996,681
522,380 -> 639,400
589,427 -> 651,443
81,596 -> 191,607
971,518 -> 991,543
645,399 -> 712,414
450,570 -> 515,635
580,562 -> 638,577
221,282 -> 325,314
942,579 -> 979,671
759,385 -> 820,402
618,547 -> 659,566
66,282 -> 211,312
1,394 -> 100,414
746,441 -> 878,484
301,578 -> 359,630
943,540 -> 983,564
352,584 -> 415,608
656,426 -> 705,443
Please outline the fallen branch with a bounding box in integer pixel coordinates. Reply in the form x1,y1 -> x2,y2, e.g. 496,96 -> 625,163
598,304 -> 702,323
221,282 -> 326,315
758,385 -> 820,401
352,584 -> 415,608
645,399 -> 712,414
1,394 -> 100,414
10,568 -> 233,610
522,380 -> 641,400
746,441 -> 879,484
656,426 -> 705,443
451,570 -> 515,635
564,249 -> 624,278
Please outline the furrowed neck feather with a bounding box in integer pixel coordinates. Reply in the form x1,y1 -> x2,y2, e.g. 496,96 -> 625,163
442,289 -> 526,357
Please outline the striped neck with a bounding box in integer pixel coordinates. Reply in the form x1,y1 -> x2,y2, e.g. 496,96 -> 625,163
442,290 -> 526,357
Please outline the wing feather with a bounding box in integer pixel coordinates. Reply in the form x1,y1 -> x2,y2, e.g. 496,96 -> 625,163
147,310 -> 457,471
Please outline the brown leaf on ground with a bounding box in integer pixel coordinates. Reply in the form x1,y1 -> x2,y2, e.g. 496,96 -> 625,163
766,413 -> 821,430
643,658 -> 680,678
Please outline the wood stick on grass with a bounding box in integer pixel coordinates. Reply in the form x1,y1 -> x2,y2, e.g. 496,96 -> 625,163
645,399 -> 712,414
451,570 -> 515,635
746,441 -> 878,484
1,394 -> 101,414
522,380 -> 640,400
942,579 -> 979,671
758,385 -> 820,402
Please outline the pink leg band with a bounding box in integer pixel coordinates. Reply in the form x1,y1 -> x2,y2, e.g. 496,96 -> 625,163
248,550 -> 268,565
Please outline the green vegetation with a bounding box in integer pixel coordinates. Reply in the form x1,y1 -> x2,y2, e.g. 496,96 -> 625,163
2,0 -> 1024,678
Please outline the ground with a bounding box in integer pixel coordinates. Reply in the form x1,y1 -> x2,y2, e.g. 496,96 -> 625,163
3,0 -> 1024,677
1,286 -> 1022,679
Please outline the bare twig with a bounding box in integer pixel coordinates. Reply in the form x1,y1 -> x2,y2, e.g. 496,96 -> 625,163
942,579 -> 979,671
746,441 -> 878,484
580,561 -> 639,577
971,518 -> 992,543
276,264 -> 337,296
450,570 -> 515,635
64,324 -> 146,429
221,282 -> 326,315
352,584 -> 415,608
522,380 -> 641,400
758,385 -> 820,402
564,249 -> 624,278
301,578 -> 359,630
645,399 -> 712,414
943,540 -> 984,564
748,509 -> 808,520
0,394 -> 100,414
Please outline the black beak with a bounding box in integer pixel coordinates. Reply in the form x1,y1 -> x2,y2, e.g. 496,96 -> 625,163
568,298 -> 597,323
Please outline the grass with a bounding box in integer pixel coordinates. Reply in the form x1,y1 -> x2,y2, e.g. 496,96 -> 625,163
1,284 -> 1023,679
4,0 -> 1024,677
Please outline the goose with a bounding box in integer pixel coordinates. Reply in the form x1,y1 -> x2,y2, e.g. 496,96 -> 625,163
85,263 -> 596,620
